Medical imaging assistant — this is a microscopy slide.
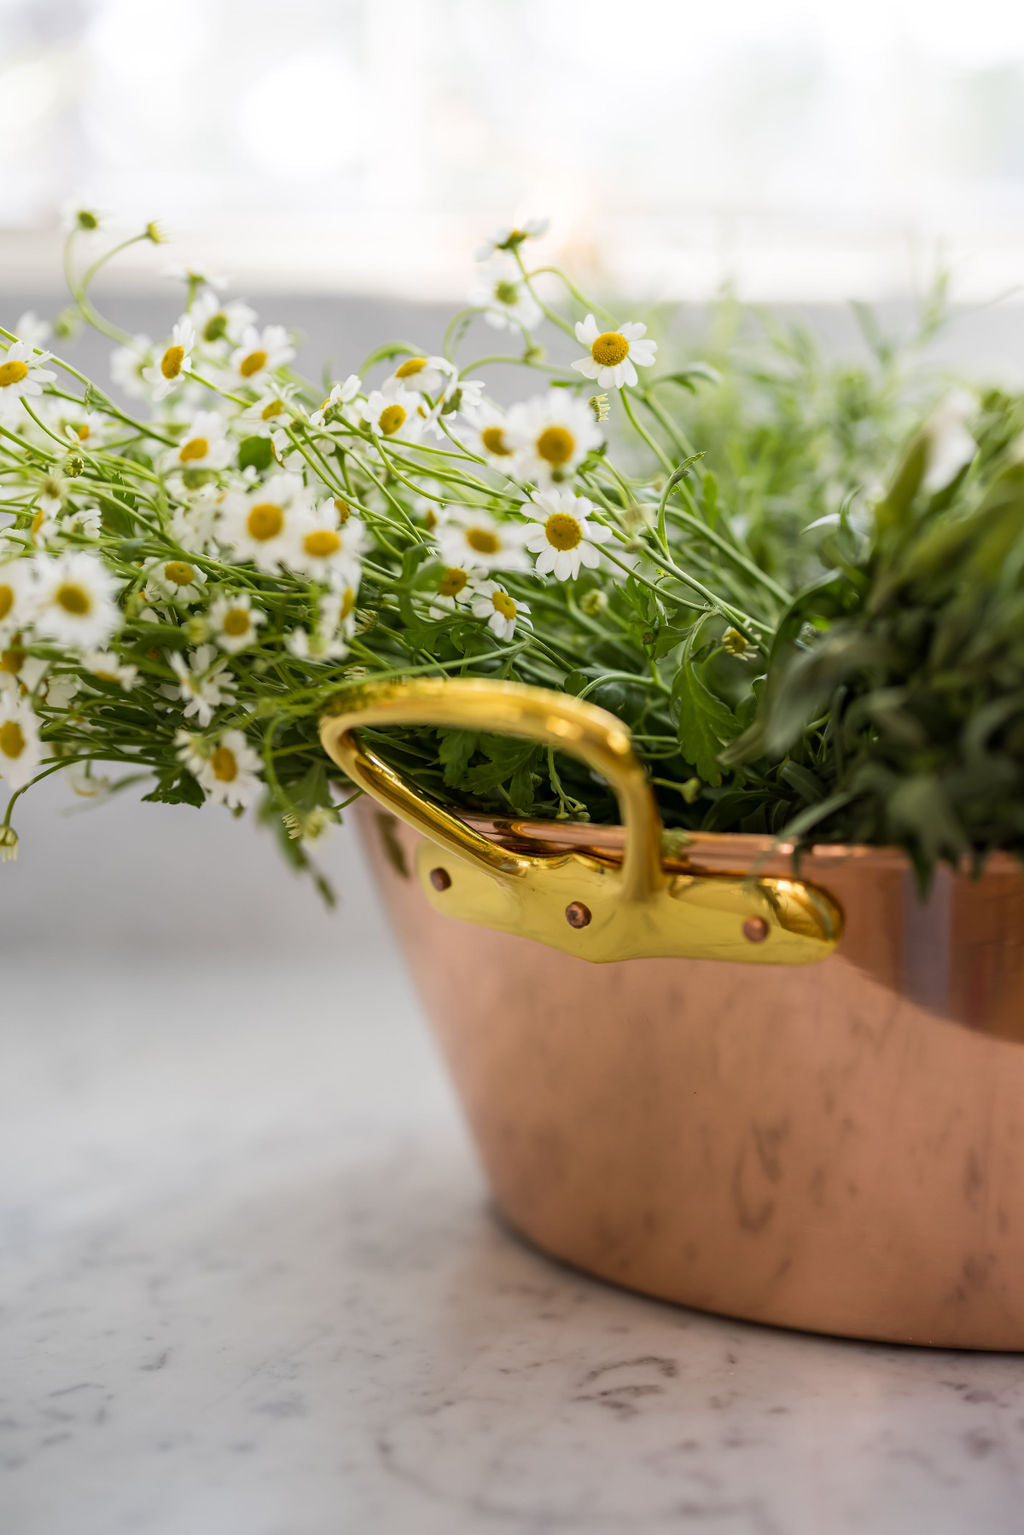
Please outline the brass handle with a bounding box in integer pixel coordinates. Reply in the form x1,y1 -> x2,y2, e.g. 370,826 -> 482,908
320,677 -> 842,965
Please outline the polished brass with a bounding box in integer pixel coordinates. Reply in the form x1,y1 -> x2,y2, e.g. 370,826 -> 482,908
320,677 -> 842,965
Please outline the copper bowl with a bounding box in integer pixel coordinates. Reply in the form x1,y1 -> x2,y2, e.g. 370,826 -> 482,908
323,678 -> 1024,1350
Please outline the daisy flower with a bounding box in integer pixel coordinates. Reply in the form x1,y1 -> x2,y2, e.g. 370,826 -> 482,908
34,551 -> 122,649
309,374 -> 361,429
0,342 -> 57,424
435,507 -> 529,575
140,319 -> 196,402
470,258 -> 541,333
169,485 -> 221,555
462,403 -> 518,469
471,581 -> 531,640
110,334 -> 155,399
145,557 -> 207,605
216,472 -> 312,573
360,386 -> 425,443
289,501 -> 367,586
572,314 -> 657,390
198,729 -> 263,810
0,696 -> 42,790
61,409 -> 104,447
475,218 -> 550,261
225,325 -> 295,389
169,644 -> 237,727
506,391 -> 603,483
208,591 -> 267,655
385,355 -> 454,398
190,291 -> 257,349
0,561 -> 35,643
13,311 -> 51,349
285,625 -> 349,664
240,385 -> 297,437
162,410 -> 233,473
62,503 -> 104,541
523,489 -> 612,580
85,651 -> 138,690
67,762 -> 111,798
430,565 -> 476,612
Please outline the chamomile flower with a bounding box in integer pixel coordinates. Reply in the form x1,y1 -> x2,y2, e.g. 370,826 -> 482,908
523,489 -> 612,581
241,385 -> 298,437
0,696 -> 42,790
290,501 -> 366,586
34,551 -> 122,649
169,644 -> 237,727
310,375 -> 361,429
360,386 -> 425,443
462,403 -> 518,470
475,218 -> 550,261
572,314 -> 657,390
470,258 -> 542,333
320,584 -> 359,644
506,391 -> 603,483
0,342 -> 57,424
216,472 -> 312,572
61,410 -> 104,447
385,355 -> 453,398
208,591 -> 267,655
85,651 -> 138,690
285,625 -> 349,664
13,311 -> 51,350
225,325 -> 295,389
170,484 -> 221,554
470,581 -> 531,640
110,334 -> 155,399
0,561 -> 37,641
67,762 -> 111,798
190,291 -> 257,349
430,565 -> 476,612
145,558 -> 207,605
161,410 -> 233,474
435,507 -> 529,575
62,503 -> 104,541
140,319 -> 196,402
197,729 -> 262,810
35,470 -> 68,516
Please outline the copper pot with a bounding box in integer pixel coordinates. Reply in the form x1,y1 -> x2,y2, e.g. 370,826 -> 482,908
322,678 -> 1024,1350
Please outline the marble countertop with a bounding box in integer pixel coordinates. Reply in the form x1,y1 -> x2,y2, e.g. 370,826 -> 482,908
5,931 -> 1024,1535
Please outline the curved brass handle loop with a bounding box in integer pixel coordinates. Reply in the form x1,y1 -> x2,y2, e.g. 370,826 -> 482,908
320,677 -> 842,966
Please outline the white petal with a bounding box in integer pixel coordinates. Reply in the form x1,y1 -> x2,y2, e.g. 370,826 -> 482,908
621,360 -> 638,388
630,340 -> 657,366
578,542 -> 600,569
535,547 -> 557,575
586,521 -> 612,543
576,314 -> 599,344
572,358 -> 601,380
620,322 -> 646,340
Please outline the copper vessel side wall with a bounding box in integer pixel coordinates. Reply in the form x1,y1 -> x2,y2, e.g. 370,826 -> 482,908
356,804 -> 1024,1350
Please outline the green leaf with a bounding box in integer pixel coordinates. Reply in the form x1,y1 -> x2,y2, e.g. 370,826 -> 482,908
238,435 -> 273,472
438,729 -> 478,788
672,665 -> 738,786
142,770 -> 204,808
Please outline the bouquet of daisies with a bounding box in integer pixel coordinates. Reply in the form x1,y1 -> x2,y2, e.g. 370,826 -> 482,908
2,211 -> 1023,895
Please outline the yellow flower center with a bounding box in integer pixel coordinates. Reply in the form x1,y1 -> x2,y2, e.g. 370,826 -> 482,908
246,502 -> 284,541
164,561 -> 195,587
466,527 -> 500,555
395,357 -> 426,379
304,529 -> 341,559
340,587 -> 356,619
333,498 -> 350,524
222,608 -> 250,637
55,582 -> 92,615
378,404 -> 406,436
76,423 -> 90,440
261,398 -> 285,419
481,426 -> 511,456
239,349 -> 268,378
0,360 -> 29,388
438,567 -> 468,598
210,745 -> 238,782
536,425 -> 575,465
591,331 -> 629,367
0,585 -> 13,621
544,512 -> 582,551
178,437 -> 209,463
160,345 -> 185,380
0,720 -> 25,759
30,510 -> 46,545
0,645 -> 23,674
492,591 -> 516,620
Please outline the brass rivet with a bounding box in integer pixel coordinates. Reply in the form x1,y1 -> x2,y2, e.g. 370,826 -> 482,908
565,901 -> 592,929
429,867 -> 452,892
742,915 -> 769,944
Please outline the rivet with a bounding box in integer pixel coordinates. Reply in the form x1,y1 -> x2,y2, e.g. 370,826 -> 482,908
742,915 -> 769,944
565,901 -> 592,929
429,867 -> 452,892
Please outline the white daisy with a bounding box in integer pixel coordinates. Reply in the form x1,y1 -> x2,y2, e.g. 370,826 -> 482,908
190,291 -> 257,350
289,500 -> 366,586
169,484 -> 221,555
145,558 -> 207,605
110,334 -> 155,399
60,409 -> 105,447
470,258 -> 542,333
13,311 -> 51,350
140,319 -> 197,402
62,503 -> 104,541
470,581 -> 531,640
0,696 -> 42,790
216,472 -> 312,572
238,384 -> 297,437
0,561 -> 34,643
85,651 -> 138,690
309,375 -> 362,429
285,625 -> 349,664
435,507 -> 529,575
522,489 -> 612,581
169,644 -> 237,727
0,342 -> 57,424
505,391 -> 603,483
385,355 -> 453,398
67,762 -> 112,798
475,218 -> 550,261
208,591 -> 266,655
430,564 -> 476,613
572,314 -> 657,390
34,551 -> 122,649
162,410 -> 233,473
225,325 -> 295,389
197,729 -> 262,810
461,403 -> 518,470
360,386 -> 426,443
319,585 -> 358,644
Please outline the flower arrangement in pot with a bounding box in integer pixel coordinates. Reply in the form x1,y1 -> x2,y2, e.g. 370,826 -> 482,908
4,211 -> 1024,1349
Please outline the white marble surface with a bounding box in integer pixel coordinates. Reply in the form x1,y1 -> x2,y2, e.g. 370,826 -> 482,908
4,822 -> 1024,1533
